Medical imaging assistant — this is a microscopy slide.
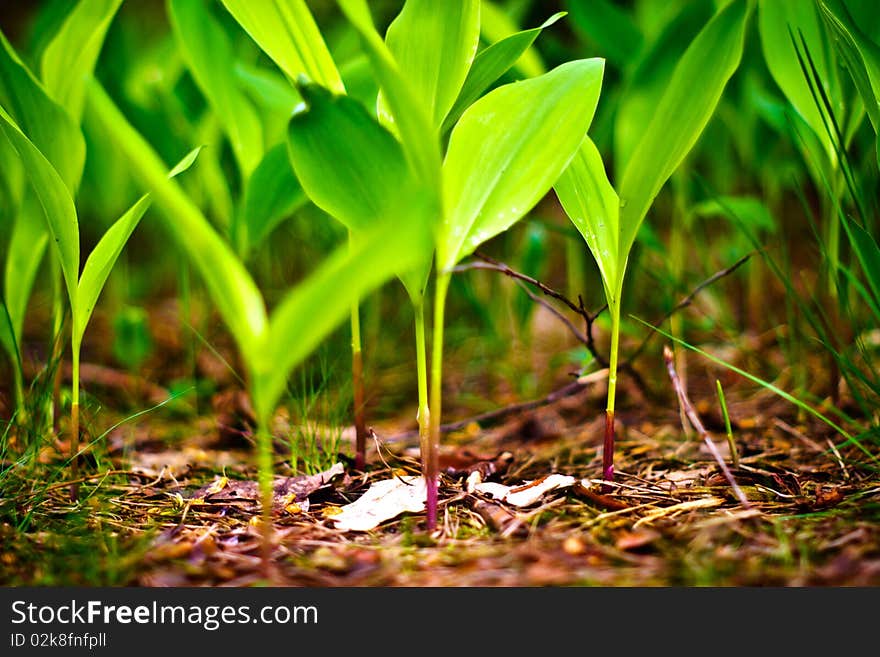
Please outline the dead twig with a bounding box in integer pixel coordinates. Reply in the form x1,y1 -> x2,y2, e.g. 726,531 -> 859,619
663,346 -> 751,509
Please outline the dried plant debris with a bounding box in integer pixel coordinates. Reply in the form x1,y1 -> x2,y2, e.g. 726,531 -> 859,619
189,463 -> 344,511
331,476 -> 427,532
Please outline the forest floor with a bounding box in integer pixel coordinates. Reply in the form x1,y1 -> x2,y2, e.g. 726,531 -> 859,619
2,297 -> 879,588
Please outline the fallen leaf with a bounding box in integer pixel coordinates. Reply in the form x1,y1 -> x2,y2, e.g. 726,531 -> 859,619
189,462 -> 344,510
332,476 -> 426,531
473,474 -> 576,507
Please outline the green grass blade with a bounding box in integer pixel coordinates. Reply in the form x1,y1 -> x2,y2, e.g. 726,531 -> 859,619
442,12 -> 565,136
759,0 -> 839,161
555,135 -> 620,301
253,215 -> 432,423
40,0 -> 122,123
169,0 -> 263,178
336,0 -> 441,189
634,317 -> 877,464
219,0 -> 343,93
841,215 -> 880,308
618,0 -> 748,269
0,104 -> 79,307
85,80 -> 267,358
236,142 -> 307,257
380,0 -> 480,129
440,58 -> 605,270
0,30 -> 84,193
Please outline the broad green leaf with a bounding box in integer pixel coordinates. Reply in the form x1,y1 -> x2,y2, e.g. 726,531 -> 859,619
759,0 -> 840,161
555,135 -> 620,300
380,0 -> 480,129
0,30 -> 84,192
442,12 -> 565,136
336,0 -> 441,189
1,196 -> 48,359
819,0 -> 880,132
480,0 -> 545,78
0,125 -> 23,211
40,0 -> 122,123
0,104 -> 79,306
618,0 -> 748,266
170,0 -> 263,178
287,84 -> 416,234
236,142 -> 307,257
86,80 -> 266,358
252,215 -> 432,422
219,0 -> 343,93
74,146 -> 202,346
440,58 -> 605,270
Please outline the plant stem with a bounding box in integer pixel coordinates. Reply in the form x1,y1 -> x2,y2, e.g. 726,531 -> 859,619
413,299 -> 430,485
351,298 -> 366,470
50,257 -> 63,435
350,235 -> 367,471
603,300 -> 621,492
255,421 -> 274,577
69,346 -> 80,502
427,271 -> 450,530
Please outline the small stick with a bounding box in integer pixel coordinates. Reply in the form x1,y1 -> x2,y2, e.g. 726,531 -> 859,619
663,346 -> 751,509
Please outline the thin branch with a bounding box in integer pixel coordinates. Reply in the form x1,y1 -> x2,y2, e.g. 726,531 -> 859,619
663,345 -> 751,509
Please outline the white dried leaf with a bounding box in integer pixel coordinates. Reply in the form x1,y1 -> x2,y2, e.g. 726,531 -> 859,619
332,476 -> 426,531
474,474 -> 576,507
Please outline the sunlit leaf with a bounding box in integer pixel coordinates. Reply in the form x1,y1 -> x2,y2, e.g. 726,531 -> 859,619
440,58 -> 605,270
0,104 -> 79,305
0,30 -> 84,192
555,135 -> 619,299
40,0 -> 122,123
219,0 -> 343,92
170,0 -> 263,177
442,12 -> 565,136
479,0 -> 545,78
619,0 -> 749,265
380,0 -> 480,129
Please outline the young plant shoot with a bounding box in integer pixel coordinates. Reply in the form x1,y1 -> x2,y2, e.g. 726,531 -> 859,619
555,0 -> 749,488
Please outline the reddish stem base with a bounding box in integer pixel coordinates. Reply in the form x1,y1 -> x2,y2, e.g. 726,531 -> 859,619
602,410 -> 615,493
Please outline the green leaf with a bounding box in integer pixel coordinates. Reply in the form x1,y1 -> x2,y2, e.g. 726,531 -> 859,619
287,84 -> 416,234
0,104 -> 79,306
40,0 -> 122,123
440,58 -> 605,270
236,142 -> 307,257
170,0 -> 263,178
74,194 -> 150,347
86,79 -> 267,359
219,0 -> 343,92
442,12 -> 565,136
691,196 -> 777,234
0,30 -> 85,192
819,0 -> 880,132
380,0 -> 480,129
759,0 -> 840,160
336,0 -> 441,189
618,0 -> 749,266
1,196 -> 48,360
555,135 -> 620,300
252,215 -> 432,422
74,146 -> 202,347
